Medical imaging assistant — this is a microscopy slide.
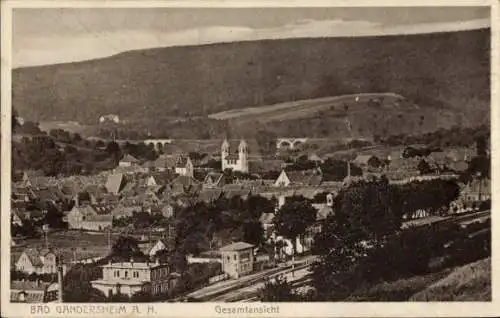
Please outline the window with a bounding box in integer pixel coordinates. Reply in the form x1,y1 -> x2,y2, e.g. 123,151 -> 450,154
124,271 -> 128,278
233,255 -> 237,261
133,271 -> 139,278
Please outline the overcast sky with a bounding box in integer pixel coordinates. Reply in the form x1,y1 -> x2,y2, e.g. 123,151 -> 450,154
12,7 -> 490,68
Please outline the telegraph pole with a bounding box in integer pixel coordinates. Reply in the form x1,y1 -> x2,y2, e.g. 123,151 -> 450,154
42,224 -> 49,249
107,227 -> 112,251
57,254 -> 64,303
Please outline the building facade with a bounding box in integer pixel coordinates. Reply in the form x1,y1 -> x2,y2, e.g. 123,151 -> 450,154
221,139 -> 249,173
10,281 -> 59,303
219,242 -> 254,279
91,260 -> 175,297
174,156 -> 194,177
15,248 -> 57,275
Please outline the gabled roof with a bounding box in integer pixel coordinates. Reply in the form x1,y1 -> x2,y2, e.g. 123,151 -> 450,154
285,170 -> 322,186
203,172 -> 224,185
175,156 -> 192,168
219,241 -> 254,252
352,155 -> 379,165
112,203 -> 141,216
71,205 -> 98,217
22,248 -> 44,267
120,154 -> 141,164
105,173 -> 126,194
316,205 -> 334,221
11,280 -> 54,292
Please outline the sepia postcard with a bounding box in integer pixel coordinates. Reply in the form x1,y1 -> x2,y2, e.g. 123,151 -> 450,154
1,0 -> 499,317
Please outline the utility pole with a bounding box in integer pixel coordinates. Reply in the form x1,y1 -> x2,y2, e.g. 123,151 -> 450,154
57,255 -> 64,303
42,224 -> 49,249
107,227 -> 112,251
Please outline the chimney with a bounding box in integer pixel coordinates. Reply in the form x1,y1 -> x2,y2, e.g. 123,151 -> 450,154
130,257 -> 134,266
36,279 -> 41,287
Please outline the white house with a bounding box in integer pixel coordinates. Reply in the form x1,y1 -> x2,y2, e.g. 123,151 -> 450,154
91,259 -> 176,297
174,156 -> 194,178
66,206 -> 112,231
15,248 -> 58,275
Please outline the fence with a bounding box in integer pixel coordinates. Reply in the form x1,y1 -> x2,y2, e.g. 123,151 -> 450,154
208,273 -> 228,284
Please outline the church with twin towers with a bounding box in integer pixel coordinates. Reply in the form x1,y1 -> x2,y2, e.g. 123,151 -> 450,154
221,139 -> 249,173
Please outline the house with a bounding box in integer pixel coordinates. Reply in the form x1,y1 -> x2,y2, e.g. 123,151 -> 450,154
21,170 -> 45,187
119,154 -> 141,167
352,155 -> 382,169
10,280 -> 59,303
66,206 -> 112,231
11,186 -> 34,203
11,210 -> 24,227
203,172 -> 225,189
146,239 -> 169,258
221,139 -> 249,173
151,154 -> 178,172
15,248 -> 57,274
105,173 -> 127,195
219,241 -> 255,279
274,170 -> 322,187
91,259 -> 177,297
462,178 -> 491,204
111,203 -> 140,219
174,156 -> 194,178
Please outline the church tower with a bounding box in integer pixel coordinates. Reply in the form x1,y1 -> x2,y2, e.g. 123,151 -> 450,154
221,139 -> 230,171
238,139 -> 249,173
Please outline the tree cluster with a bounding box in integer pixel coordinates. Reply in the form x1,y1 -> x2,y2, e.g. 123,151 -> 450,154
311,176 -> 479,301
174,195 -> 275,256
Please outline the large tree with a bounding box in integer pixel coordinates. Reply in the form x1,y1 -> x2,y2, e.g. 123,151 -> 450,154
273,196 -> 317,268
110,236 -> 146,261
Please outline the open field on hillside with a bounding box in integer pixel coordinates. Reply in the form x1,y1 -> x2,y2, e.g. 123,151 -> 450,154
209,93 -> 409,123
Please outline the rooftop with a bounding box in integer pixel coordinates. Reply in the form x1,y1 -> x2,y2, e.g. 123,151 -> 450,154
101,261 -> 166,269
219,241 -> 254,252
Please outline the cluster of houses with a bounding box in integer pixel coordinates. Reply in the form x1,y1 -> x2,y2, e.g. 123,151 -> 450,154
10,138 -> 491,302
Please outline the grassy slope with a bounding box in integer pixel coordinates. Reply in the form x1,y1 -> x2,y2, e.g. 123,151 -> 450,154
346,257 -> 491,301
410,257 -> 491,301
13,29 -> 490,130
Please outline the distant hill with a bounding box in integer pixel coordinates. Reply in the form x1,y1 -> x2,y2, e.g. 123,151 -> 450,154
13,29 -> 490,138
